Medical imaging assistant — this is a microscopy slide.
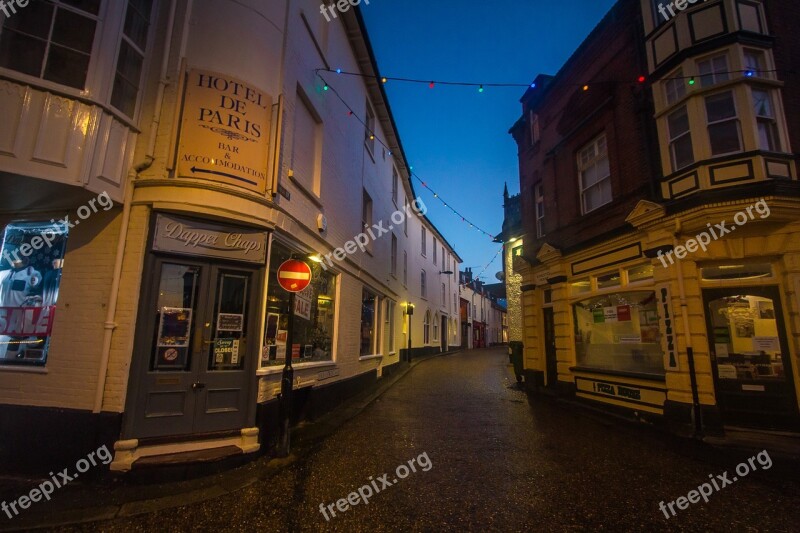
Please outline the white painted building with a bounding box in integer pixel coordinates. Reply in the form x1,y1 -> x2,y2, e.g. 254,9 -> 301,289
0,0 -> 459,474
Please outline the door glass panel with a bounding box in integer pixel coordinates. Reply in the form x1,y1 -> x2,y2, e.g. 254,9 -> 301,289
708,295 -> 786,382
151,264 -> 200,371
208,271 -> 249,371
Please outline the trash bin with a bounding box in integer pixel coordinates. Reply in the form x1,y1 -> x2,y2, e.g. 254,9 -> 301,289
508,341 -> 524,383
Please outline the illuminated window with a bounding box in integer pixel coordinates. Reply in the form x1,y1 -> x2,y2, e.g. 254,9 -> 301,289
0,221 -> 68,366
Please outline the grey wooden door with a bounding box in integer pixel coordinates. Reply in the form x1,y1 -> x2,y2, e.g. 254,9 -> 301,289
128,259 -> 257,439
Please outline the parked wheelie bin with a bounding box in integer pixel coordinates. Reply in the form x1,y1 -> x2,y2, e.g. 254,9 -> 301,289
508,341 -> 524,383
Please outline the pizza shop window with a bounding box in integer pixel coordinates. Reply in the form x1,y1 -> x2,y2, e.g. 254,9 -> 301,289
0,221 -> 68,366
573,291 -> 665,376
261,242 -> 336,367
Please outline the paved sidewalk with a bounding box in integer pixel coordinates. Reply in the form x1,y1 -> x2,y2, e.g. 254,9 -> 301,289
0,350 -> 461,532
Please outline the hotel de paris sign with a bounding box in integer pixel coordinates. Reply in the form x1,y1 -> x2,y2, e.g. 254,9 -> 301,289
177,68 -> 273,193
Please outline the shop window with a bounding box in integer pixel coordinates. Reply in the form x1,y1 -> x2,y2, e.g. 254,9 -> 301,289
573,291 -> 665,376
705,91 -> 742,155
698,54 -> 730,88
700,263 -> 772,282
423,310 -> 431,344
111,0 -> 154,117
0,0 -> 100,90
752,89 -> 781,152
0,221 -> 68,366
596,271 -> 622,290
433,313 -> 439,341
578,134 -> 612,214
570,279 -> 590,296
261,242 -> 337,366
668,106 -> 694,171
627,264 -> 654,284
360,288 -> 376,356
512,245 -> 522,257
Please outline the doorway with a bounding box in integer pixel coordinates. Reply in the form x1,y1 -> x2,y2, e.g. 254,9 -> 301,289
126,258 -> 260,439
702,286 -> 798,430
543,307 -> 557,387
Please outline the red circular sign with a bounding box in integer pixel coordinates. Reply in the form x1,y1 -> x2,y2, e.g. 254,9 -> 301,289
276,259 -> 312,292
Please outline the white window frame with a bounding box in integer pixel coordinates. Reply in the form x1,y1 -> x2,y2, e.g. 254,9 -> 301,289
697,54 -> 730,88
667,105 -> 694,171
664,68 -> 686,106
421,227 -> 427,257
705,90 -> 742,156
752,88 -> 781,152
577,134 -> 612,214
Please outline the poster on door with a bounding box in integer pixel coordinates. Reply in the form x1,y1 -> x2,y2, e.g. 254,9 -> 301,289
214,338 -> 240,366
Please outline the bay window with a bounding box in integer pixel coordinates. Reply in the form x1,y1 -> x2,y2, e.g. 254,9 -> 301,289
698,54 -> 730,88
705,91 -> 742,155
752,89 -> 780,152
0,0 -> 100,89
668,106 -> 694,170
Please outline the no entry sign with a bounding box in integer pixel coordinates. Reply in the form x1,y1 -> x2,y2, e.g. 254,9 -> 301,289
276,259 -> 312,292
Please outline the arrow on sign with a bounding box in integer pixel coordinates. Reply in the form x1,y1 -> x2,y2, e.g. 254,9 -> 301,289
190,166 -> 258,186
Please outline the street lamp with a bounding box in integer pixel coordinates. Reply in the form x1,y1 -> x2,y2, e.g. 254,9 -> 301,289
404,303 -> 414,362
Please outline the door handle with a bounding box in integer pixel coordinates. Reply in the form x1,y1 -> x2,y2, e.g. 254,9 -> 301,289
192,382 -> 206,390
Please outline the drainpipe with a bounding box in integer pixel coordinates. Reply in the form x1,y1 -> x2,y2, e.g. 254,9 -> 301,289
93,0 -> 179,413
673,217 -> 703,437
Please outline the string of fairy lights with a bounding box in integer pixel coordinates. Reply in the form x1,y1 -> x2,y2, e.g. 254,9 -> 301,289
314,65 -> 789,280
316,72 -> 500,241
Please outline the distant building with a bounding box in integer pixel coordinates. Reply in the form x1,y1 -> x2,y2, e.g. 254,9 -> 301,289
509,0 -> 800,435
496,183 -> 524,344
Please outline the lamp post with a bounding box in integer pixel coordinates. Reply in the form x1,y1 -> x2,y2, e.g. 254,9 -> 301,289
405,303 -> 414,362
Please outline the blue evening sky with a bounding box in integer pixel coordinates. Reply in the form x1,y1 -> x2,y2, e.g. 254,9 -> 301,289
361,0 -> 617,278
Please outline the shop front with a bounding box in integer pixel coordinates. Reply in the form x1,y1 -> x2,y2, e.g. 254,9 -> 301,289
569,263 -> 669,415
700,264 -> 798,430
123,214 -> 268,441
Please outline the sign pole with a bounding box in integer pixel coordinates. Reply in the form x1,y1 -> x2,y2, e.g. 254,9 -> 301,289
274,257 -> 312,457
277,290 -> 295,457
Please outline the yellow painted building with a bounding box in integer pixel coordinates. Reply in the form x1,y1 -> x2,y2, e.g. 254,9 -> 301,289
509,0 -> 800,435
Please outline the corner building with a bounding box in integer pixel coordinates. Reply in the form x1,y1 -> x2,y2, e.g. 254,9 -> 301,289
0,0 -> 459,474
509,0 -> 800,437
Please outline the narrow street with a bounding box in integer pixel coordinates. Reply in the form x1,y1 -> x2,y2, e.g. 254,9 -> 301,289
59,347 -> 800,532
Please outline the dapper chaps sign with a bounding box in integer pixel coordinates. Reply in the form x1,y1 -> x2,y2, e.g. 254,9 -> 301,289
153,214 -> 268,264
178,69 -> 273,193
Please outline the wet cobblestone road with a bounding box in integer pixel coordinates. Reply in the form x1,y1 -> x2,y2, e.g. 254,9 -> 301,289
60,347 -> 800,532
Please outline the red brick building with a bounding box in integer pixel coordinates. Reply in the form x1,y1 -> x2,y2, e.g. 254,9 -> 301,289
509,0 -> 800,437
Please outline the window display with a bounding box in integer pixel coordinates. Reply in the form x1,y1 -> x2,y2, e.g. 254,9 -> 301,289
708,295 -> 785,381
573,291 -> 665,376
261,242 -> 336,366
0,221 -> 68,365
